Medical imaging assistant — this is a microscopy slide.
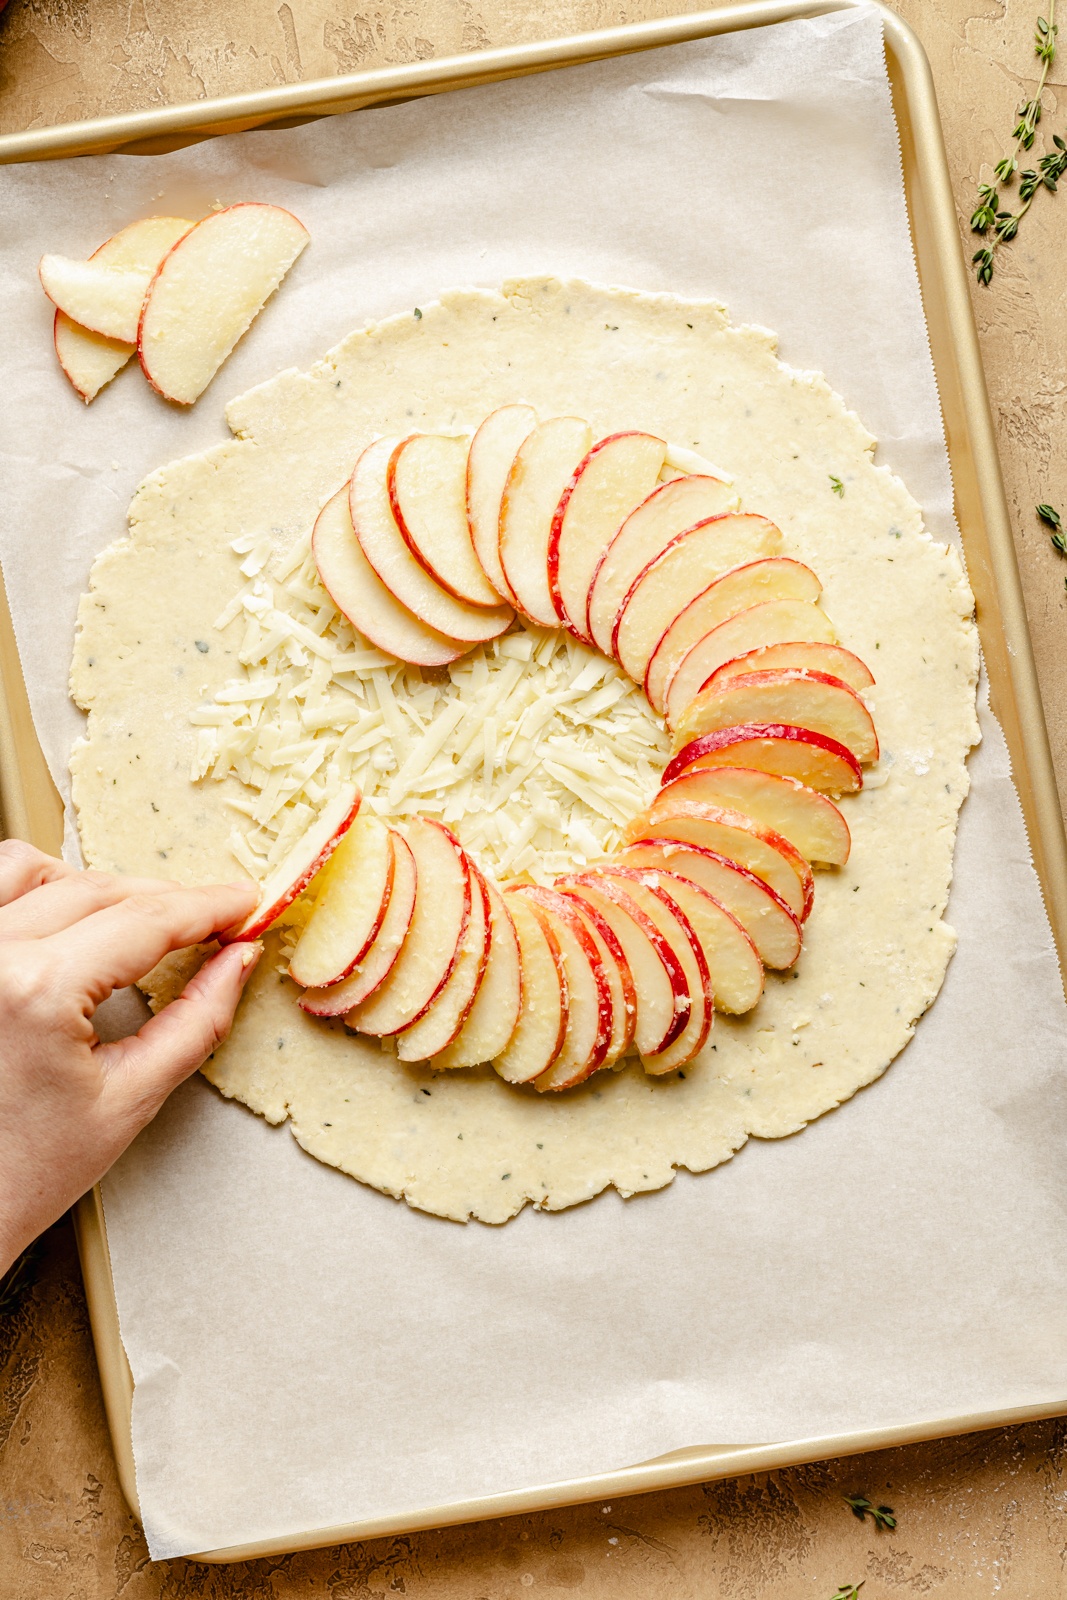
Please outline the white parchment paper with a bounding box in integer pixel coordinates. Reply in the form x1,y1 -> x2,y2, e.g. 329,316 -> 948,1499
3,6 -> 1067,1560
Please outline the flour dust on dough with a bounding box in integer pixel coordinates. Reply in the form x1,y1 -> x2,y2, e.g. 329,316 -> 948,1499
70,277 -> 979,1224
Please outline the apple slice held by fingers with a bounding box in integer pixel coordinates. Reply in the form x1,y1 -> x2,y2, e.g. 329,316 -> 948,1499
288,813 -> 394,988
433,878 -> 522,1069
351,437 -> 513,644
467,404 -> 538,598
347,819 -> 471,1037
499,416 -> 592,625
662,599 -> 837,728
619,838 -> 803,970
390,433 -> 506,607
511,886 -> 614,1091
626,799 -> 813,922
654,766 -> 850,867
613,514 -> 783,682
664,723 -> 863,796
564,895 -> 636,1065
299,829 -> 417,1016
549,431 -> 667,639
494,893 -> 568,1084
396,863 -> 491,1061
588,474 -> 738,656
222,785 -> 361,942
673,669 -> 879,765
138,202 -> 310,405
645,556 -> 823,713
40,256 -> 153,344
706,640 -> 875,694
312,486 -> 468,667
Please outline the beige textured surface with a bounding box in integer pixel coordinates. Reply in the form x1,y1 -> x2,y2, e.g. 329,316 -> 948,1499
2,0 -> 1066,1591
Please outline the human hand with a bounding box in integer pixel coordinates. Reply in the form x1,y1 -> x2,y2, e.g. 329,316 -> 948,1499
0,840 -> 261,1274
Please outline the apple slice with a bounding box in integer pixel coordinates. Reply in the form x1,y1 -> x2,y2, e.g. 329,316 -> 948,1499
494,892 -> 568,1084
52,216 -> 193,402
645,557 -> 823,713
222,785 -> 360,942
613,515 -> 783,682
40,257 -> 152,344
300,829 -> 417,1016
674,669 -> 879,765
390,433 -> 505,607
467,404 -> 538,598
347,819 -> 471,1036
351,437 -> 513,644
288,813 -> 394,988
499,416 -> 592,624
312,485 -> 467,667
433,878 -> 523,1069
556,875 -> 690,1056
626,799 -> 813,922
663,599 -> 837,729
603,867 -> 763,1014
138,202 -> 309,405
588,475 -> 738,656
511,886 -> 614,1091
664,723 -> 863,796
549,432 -> 666,639
706,641 -> 875,693
396,863 -> 491,1061
656,767 -> 850,867
619,838 -> 802,970
564,895 -> 636,1064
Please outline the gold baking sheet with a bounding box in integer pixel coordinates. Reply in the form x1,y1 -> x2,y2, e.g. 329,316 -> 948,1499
2,0 -> 1066,1564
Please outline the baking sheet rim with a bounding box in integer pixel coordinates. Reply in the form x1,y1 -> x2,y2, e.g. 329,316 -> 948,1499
2,0 -> 1065,1563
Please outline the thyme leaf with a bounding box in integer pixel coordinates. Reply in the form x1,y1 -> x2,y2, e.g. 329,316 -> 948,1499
829,1585 -> 865,1600
1038,504 -> 1066,554
830,475 -> 845,498
844,1493 -> 897,1530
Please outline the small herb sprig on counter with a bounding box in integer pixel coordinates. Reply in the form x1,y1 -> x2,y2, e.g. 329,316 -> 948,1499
829,1584 -> 865,1600
1038,502 -> 1065,554
844,1493 -> 897,1530
971,4 -> 1064,282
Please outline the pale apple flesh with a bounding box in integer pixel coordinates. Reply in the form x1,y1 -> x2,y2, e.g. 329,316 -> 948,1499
644,556 -> 823,713
673,669 -> 880,765
564,895 -> 637,1063
299,829 -> 417,1016
347,818 -> 471,1037
396,862 -> 491,1061
549,431 -> 666,640
512,887 -> 614,1091
39,256 -> 152,344
663,723 -> 863,796
493,893 -> 568,1084
222,785 -> 361,942
466,404 -> 538,599
390,433 -> 505,607
626,799 -> 813,922
432,878 -> 523,1069
705,640 -> 875,693
655,765 -> 851,867
138,201 -> 310,405
288,813 -> 395,988
498,416 -> 593,625
588,474 -> 737,656
662,598 -> 837,728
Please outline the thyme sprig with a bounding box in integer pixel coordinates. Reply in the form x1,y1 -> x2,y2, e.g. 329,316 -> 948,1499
971,3 -> 1063,281
829,1584 -> 865,1600
844,1493 -> 897,1530
1038,502 -> 1066,554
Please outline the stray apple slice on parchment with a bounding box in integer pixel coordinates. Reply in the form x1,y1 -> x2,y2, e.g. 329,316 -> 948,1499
40,257 -> 153,344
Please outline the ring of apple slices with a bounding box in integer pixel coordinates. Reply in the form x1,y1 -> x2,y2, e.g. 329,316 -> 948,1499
227,403 -> 879,1093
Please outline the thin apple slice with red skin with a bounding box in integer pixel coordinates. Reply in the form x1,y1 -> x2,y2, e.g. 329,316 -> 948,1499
706,641 -> 875,694
499,416 -> 592,624
613,515 -> 783,682
511,886 -> 614,1091
466,404 -> 537,598
645,557 -> 822,713
626,799 -> 813,922
588,475 -> 737,656
588,871 -> 710,1075
300,829 -> 417,1016
674,669 -> 879,766
564,895 -> 636,1063
664,724 -> 863,796
494,893 -> 568,1084
396,863 -> 491,1061
656,766 -> 850,867
619,838 -> 802,970
663,599 -> 837,729
351,437 -> 513,644
288,813 -> 394,988
138,202 -> 309,404
347,819 -> 471,1037
222,786 -> 361,942
433,878 -> 522,1069
389,434 -> 506,607
556,875 -> 689,1055
39,256 -> 152,343
312,485 -> 467,667
549,431 -> 667,639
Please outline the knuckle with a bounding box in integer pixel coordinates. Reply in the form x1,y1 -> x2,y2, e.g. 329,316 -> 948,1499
0,838 -> 46,870
0,943 -> 58,1018
122,891 -> 178,922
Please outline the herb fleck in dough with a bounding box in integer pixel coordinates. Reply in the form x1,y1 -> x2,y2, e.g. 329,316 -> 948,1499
70,277 -> 979,1224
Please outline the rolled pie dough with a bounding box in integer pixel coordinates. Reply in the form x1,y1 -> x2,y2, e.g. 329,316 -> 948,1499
70,277 -> 979,1223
